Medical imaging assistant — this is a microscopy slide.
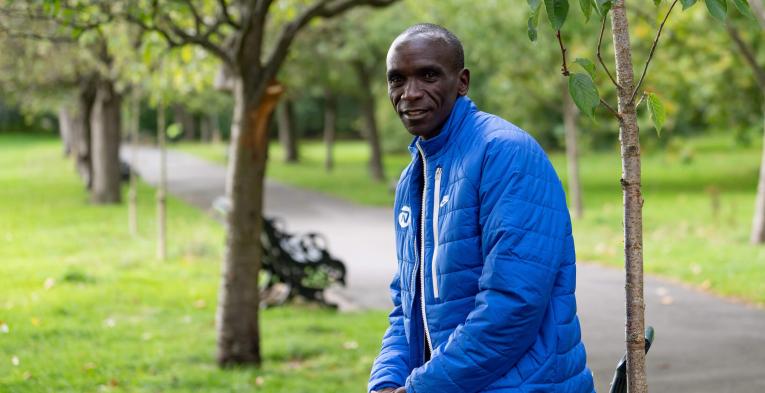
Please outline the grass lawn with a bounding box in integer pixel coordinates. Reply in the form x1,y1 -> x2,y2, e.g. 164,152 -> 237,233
0,133 -> 388,392
176,135 -> 765,305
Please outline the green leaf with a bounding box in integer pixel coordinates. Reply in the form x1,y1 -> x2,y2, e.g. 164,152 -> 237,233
705,0 -> 728,21
579,0 -> 592,22
646,92 -> 666,136
528,17 -> 539,41
680,0 -> 697,9
528,0 -> 542,41
180,46 -> 193,63
574,58 -> 597,79
166,123 -> 182,139
568,73 -> 600,118
732,0 -> 755,19
594,0 -> 612,17
654,0 -> 662,5
544,0 -> 569,30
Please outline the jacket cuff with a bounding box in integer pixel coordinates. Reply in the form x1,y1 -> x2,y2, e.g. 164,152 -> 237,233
404,375 -> 417,393
368,381 -> 401,393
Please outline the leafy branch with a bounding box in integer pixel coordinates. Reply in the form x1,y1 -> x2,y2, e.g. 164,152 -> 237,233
597,15 -> 620,89
629,0 -> 679,104
556,29 -> 570,76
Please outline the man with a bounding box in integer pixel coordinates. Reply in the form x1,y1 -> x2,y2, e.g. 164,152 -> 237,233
368,24 -> 595,393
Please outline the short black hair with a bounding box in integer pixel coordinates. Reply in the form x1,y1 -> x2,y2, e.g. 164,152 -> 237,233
398,23 -> 464,71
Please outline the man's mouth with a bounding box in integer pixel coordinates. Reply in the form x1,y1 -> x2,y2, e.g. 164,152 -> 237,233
401,109 -> 429,120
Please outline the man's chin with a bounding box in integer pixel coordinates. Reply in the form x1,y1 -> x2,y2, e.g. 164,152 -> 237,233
402,121 -> 434,139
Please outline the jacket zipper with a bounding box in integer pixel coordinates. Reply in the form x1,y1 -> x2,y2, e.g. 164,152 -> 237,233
415,141 -> 434,355
432,167 -> 442,299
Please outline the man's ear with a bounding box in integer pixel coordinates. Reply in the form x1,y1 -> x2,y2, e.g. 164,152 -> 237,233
458,68 -> 470,96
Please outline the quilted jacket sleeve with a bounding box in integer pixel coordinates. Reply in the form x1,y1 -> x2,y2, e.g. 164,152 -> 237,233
405,132 -> 567,393
368,264 -> 411,392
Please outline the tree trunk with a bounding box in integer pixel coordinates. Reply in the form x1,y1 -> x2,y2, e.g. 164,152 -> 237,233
323,88 -> 337,172
211,112 -> 223,144
72,77 -> 97,190
157,100 -> 167,260
353,61 -> 385,182
90,78 -> 122,204
726,24 -> 765,244
751,102 -> 765,244
610,1 -> 647,392
201,114 -> 213,142
129,91 -> 140,236
276,98 -> 299,163
174,103 -> 197,141
58,106 -> 73,157
562,81 -> 584,219
216,78 -> 283,366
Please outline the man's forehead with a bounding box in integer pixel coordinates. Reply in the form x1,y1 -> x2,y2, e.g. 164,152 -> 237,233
386,33 -> 452,69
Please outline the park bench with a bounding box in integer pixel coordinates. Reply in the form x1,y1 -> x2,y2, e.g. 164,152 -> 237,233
259,217 -> 347,308
212,196 -> 347,308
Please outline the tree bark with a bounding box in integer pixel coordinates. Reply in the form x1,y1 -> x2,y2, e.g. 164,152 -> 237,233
211,112 -> 222,144
562,81 -> 584,219
216,78 -> 283,366
276,98 -> 299,163
129,91 -> 140,236
610,1 -> 647,392
353,61 -> 385,182
157,100 -> 167,260
323,88 -> 337,172
751,102 -> 765,244
201,114 -> 213,142
174,103 -> 197,141
58,106 -> 73,157
726,24 -> 765,244
90,78 -> 122,204
72,76 -> 97,190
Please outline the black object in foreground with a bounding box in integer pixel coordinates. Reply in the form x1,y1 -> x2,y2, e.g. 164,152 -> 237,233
609,326 -> 656,393
260,217 -> 347,307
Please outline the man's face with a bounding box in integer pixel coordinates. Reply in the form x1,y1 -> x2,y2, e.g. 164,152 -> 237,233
386,34 -> 469,139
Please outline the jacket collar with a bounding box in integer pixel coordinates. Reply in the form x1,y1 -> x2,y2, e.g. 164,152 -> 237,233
407,95 -> 475,159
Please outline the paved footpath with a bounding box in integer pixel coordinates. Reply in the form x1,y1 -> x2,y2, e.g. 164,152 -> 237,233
123,146 -> 765,393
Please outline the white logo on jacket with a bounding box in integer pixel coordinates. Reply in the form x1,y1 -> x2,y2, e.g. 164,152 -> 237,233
440,195 -> 450,207
398,206 -> 411,228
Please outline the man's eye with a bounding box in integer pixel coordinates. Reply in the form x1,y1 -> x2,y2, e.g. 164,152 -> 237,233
423,71 -> 438,80
388,76 -> 403,85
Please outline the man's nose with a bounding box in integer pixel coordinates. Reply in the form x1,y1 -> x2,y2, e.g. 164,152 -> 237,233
401,80 -> 424,100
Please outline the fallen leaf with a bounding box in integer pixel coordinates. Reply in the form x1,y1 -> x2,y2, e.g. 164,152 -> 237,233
193,299 -> 206,309
690,264 -> 702,275
0,322 -> 8,333
255,376 -> 265,386
11,356 -> 19,366
109,378 -> 119,387
83,362 -> 97,371
103,318 -> 116,328
660,296 -> 674,305
700,280 -> 712,290
22,371 -> 32,380
43,278 -> 56,290
655,287 -> 668,297
30,318 -> 40,326
343,341 -> 359,350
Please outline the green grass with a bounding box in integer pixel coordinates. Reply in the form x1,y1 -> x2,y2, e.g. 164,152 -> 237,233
176,136 -> 765,305
0,134 -> 388,392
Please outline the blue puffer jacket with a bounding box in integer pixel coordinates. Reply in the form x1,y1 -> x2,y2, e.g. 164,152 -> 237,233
368,96 -> 594,393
